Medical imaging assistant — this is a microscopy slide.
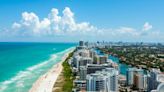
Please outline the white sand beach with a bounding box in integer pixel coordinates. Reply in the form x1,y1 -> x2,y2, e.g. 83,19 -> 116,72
29,49 -> 73,92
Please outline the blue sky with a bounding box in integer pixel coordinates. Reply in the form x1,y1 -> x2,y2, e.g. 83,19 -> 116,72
0,0 -> 164,42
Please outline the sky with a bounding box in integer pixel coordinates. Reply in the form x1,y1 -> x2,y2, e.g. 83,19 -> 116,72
0,0 -> 164,42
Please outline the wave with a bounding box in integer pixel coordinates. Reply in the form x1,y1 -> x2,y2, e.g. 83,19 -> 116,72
27,54 -> 57,71
0,47 -> 74,92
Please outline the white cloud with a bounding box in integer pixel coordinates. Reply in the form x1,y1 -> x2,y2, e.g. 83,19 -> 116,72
12,7 -> 96,37
11,7 -> 154,38
12,22 -> 21,29
116,27 -> 139,36
0,7 -> 163,42
143,22 -> 152,31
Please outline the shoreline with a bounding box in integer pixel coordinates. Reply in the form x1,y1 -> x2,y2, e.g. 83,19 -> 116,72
29,48 -> 74,92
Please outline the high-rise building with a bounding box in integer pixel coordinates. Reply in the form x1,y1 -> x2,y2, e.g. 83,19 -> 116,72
79,66 -> 87,80
72,55 -> 81,68
143,75 -> 148,91
156,83 -> 164,92
72,49 -> 92,70
89,49 -> 96,58
155,74 -> 164,92
77,49 -> 90,57
151,83 -> 164,92
87,64 -> 112,74
79,57 -> 93,67
126,68 -> 135,86
93,55 -> 100,64
126,68 -> 144,87
86,68 -> 118,92
93,54 -> 108,64
79,41 -> 84,46
84,42 -> 89,47
134,73 -> 144,90
109,74 -> 118,91
147,69 -> 161,92
76,41 -> 87,50
99,55 -> 108,64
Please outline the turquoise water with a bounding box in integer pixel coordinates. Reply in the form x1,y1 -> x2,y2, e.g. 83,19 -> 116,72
95,49 -> 130,75
0,42 -> 75,92
109,55 -> 130,75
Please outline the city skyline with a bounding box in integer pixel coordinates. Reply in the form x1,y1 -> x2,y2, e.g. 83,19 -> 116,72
0,0 -> 164,42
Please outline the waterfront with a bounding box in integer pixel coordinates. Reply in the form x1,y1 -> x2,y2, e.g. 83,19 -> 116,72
109,55 -> 130,75
0,42 -> 75,92
96,49 -> 130,75
72,41 -> 164,92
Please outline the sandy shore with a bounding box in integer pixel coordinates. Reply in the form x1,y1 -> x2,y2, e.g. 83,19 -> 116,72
29,49 -> 73,92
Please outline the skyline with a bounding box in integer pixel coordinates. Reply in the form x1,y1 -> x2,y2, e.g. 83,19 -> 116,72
0,0 -> 164,42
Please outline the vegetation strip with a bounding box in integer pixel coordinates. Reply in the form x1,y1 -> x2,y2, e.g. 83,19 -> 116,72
62,51 -> 75,92
98,47 -> 164,72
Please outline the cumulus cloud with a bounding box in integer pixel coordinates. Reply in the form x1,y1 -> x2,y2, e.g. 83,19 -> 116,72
0,7 -> 163,42
10,7 -> 156,38
12,7 -> 96,37
143,22 -> 152,31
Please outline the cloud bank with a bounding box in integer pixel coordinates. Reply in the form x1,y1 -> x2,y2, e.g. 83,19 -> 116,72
12,7 -> 97,37
0,7 -> 163,42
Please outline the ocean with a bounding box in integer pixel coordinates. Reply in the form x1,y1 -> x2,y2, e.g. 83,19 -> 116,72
0,42 -> 75,92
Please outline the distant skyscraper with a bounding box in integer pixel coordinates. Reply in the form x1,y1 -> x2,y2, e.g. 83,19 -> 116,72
76,41 -> 87,50
84,42 -> 89,47
79,41 -> 84,46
